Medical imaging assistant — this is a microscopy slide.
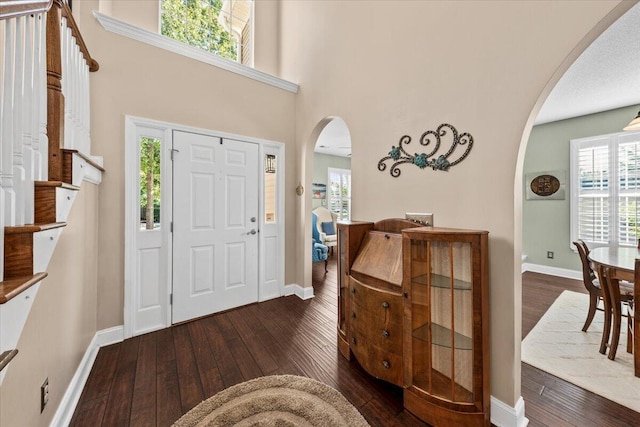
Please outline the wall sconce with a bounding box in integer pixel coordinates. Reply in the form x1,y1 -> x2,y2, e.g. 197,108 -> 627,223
624,109 -> 640,131
265,154 -> 276,173
296,182 -> 304,196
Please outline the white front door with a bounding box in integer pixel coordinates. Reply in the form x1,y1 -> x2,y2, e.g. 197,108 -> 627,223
172,131 -> 259,323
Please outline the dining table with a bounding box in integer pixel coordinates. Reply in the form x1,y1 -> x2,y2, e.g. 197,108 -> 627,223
588,246 -> 640,377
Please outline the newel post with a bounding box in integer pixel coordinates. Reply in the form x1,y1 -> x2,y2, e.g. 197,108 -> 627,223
46,0 -> 64,181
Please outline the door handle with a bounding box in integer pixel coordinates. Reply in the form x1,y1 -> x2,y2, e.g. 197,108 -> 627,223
247,229 -> 257,235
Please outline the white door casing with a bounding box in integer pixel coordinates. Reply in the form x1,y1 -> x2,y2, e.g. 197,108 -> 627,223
172,131 -> 259,323
125,116 -> 284,337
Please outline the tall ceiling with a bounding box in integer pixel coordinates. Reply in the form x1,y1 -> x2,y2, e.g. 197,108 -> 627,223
535,3 -> 640,125
315,4 -> 640,157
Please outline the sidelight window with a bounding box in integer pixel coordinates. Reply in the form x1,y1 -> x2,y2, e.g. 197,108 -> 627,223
140,137 -> 162,230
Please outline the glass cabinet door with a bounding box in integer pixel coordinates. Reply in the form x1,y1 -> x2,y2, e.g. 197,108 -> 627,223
410,238 -> 474,403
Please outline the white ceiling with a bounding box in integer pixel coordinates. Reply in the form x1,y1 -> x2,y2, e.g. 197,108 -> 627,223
535,3 -> 640,125
314,4 -> 640,156
314,118 -> 352,158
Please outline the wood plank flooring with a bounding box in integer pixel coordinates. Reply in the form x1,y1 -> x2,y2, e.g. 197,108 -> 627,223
521,272 -> 639,427
70,260 -> 640,426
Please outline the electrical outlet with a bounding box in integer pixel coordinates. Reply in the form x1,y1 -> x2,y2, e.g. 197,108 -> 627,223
547,251 -> 554,259
405,213 -> 434,226
41,378 -> 49,412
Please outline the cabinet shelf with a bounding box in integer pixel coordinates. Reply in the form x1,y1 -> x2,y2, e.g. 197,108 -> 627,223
411,273 -> 471,291
413,323 -> 473,350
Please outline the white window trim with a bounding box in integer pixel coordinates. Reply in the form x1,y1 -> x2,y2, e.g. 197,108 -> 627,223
570,130 -> 640,249
327,167 -> 351,221
93,11 -> 298,93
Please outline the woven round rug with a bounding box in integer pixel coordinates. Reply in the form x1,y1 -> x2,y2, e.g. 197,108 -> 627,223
172,375 -> 370,427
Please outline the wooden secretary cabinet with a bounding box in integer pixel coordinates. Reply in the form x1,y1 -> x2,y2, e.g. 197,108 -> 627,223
337,220 -> 490,427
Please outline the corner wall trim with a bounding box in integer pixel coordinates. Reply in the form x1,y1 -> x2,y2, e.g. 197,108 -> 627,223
284,283 -> 315,300
50,325 -> 125,427
96,325 -> 125,347
93,12 -> 299,94
491,396 -> 529,427
521,263 -> 581,281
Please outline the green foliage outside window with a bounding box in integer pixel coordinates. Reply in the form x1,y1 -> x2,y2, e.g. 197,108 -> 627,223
140,137 -> 161,230
161,0 -> 237,61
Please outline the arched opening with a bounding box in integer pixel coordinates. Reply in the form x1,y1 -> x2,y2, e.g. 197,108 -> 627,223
515,2 -> 639,420
303,117 -> 352,293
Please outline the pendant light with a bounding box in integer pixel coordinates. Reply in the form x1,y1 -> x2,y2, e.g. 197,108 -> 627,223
624,109 -> 640,131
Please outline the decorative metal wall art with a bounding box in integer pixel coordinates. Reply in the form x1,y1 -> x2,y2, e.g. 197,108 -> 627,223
377,123 -> 474,177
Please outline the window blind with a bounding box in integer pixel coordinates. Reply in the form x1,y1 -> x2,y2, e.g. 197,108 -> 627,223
571,131 -> 640,247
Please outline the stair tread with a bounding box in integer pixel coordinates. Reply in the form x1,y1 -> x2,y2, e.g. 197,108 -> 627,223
5,222 -> 67,234
0,272 -> 48,304
0,349 -> 18,372
34,180 -> 80,191
62,148 -> 105,172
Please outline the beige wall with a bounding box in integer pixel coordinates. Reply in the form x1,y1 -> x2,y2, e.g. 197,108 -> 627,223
0,183 -> 100,427
278,0 -> 632,409
72,0 -> 296,329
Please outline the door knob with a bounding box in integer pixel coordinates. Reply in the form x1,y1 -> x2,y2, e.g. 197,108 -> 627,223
250,217 -> 256,222
247,229 -> 257,235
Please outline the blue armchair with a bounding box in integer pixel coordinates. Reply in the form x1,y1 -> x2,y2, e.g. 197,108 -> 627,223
312,214 -> 329,270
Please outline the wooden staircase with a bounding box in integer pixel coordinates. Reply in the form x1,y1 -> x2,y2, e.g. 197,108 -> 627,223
0,0 -> 101,381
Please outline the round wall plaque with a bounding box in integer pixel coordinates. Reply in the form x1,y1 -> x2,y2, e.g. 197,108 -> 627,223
530,174 -> 560,197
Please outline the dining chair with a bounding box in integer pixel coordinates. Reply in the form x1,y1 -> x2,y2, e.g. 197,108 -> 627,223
573,240 -> 604,332
596,263 -> 635,360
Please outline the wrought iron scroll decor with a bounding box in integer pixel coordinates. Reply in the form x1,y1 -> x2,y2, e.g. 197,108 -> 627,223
377,123 -> 473,177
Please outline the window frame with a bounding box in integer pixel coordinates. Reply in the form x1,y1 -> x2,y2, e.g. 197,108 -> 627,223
159,0 -> 253,66
570,130 -> 640,249
327,167 -> 351,221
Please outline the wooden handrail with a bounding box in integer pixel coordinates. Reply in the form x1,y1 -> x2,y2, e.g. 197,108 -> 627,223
1,0 -> 99,71
0,0 -> 52,19
59,0 -> 99,71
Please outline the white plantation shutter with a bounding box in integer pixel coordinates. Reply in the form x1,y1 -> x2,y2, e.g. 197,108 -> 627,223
618,140 -> 640,245
328,167 -> 351,221
571,131 -> 640,247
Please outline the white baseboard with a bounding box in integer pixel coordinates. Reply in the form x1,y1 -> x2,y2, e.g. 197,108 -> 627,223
491,396 -> 529,427
521,263 -> 581,281
50,326 -> 125,427
284,283 -> 315,300
96,325 -> 125,347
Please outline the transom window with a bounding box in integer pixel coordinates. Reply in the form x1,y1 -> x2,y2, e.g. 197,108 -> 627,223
570,131 -> 640,247
161,0 -> 253,65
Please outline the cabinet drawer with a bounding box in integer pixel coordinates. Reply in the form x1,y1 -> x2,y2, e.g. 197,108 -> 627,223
350,306 -> 402,354
350,332 -> 403,386
350,276 -> 403,314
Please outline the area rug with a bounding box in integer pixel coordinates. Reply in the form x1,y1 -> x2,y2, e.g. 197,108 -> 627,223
522,290 -> 640,412
172,375 -> 370,426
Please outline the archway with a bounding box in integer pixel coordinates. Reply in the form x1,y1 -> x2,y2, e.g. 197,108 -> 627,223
303,117 -> 352,293
514,2 -> 637,422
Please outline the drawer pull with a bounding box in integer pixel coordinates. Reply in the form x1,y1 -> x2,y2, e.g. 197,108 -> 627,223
382,360 -> 390,369
382,330 -> 389,338
381,301 -> 389,309
351,312 -> 356,319
351,287 -> 356,294
403,292 -> 408,299
351,337 -> 357,345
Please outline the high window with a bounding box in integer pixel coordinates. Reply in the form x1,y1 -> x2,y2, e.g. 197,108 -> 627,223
570,131 -> 640,247
328,167 -> 351,221
161,0 -> 253,65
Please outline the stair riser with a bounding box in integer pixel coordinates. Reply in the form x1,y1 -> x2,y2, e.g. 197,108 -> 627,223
35,186 -> 78,224
4,233 -> 34,278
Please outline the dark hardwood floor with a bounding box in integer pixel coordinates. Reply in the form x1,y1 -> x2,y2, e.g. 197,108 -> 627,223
70,260 -> 640,426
